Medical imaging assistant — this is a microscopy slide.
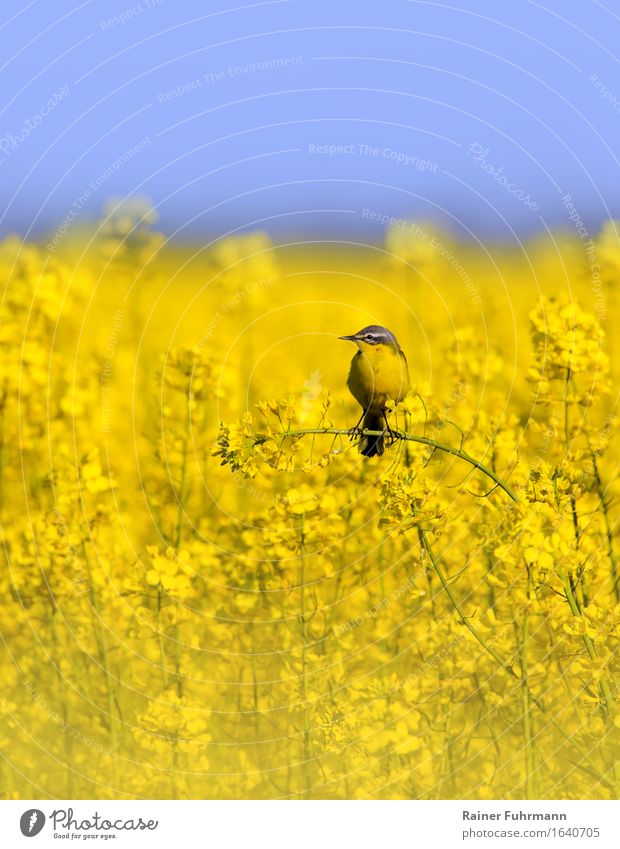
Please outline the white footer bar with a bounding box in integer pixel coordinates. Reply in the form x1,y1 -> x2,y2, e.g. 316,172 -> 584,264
0,800 -> 617,848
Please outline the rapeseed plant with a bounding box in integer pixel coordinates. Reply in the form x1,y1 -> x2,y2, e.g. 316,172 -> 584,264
0,214 -> 618,800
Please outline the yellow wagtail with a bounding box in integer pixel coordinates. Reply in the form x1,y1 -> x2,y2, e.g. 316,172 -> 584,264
339,324 -> 410,457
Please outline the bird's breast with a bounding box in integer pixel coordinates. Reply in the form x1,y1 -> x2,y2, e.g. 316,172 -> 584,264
348,347 -> 410,410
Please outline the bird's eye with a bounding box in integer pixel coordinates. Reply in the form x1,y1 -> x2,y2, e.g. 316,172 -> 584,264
365,334 -> 375,342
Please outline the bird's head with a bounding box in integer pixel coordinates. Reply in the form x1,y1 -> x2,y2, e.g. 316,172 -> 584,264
339,325 -> 400,352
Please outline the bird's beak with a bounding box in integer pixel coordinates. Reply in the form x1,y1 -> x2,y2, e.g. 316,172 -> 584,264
339,334 -> 357,342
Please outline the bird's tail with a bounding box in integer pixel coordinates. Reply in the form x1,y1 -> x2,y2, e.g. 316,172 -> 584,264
360,412 -> 384,457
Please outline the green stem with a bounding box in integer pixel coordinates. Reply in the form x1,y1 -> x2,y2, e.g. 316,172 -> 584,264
50,610 -> 73,798
299,518 -> 312,799
174,390 -> 191,549
560,373 -> 616,728
417,526 -> 612,785
592,454 -> 620,604
417,526 -> 517,677
0,391 -> 5,515
156,590 -> 168,689
563,368 -> 572,446
516,566 -> 535,799
557,568 -> 614,716
83,545 -> 120,786
281,428 -> 519,502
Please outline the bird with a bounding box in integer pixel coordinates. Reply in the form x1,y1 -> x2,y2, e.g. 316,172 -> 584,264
339,324 -> 410,457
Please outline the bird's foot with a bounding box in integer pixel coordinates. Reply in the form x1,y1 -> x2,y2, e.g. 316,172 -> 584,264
347,425 -> 364,441
383,426 -> 404,446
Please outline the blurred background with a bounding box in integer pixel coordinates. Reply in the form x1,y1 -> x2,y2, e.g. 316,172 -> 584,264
1,0 -> 619,244
2,1 -> 620,802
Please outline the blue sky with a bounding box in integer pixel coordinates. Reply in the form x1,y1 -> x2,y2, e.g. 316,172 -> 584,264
1,0 -> 620,242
